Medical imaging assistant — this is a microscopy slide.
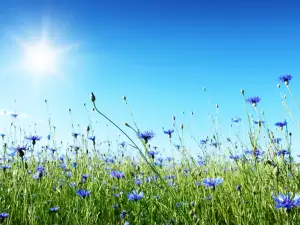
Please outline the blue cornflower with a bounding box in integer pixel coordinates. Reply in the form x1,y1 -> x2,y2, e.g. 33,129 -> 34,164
166,156 -> 173,162
275,120 -> 287,129
229,155 -> 241,160
72,132 -> 80,138
273,138 -> 282,144
246,96 -> 261,107
25,135 -> 42,145
273,193 -> 300,211
211,142 -> 218,148
33,165 -> 45,179
174,145 -> 180,150
2,165 -> 11,170
125,221 -> 130,225
137,130 -> 155,143
47,146 -> 56,154
88,136 -> 96,142
0,213 -> 9,219
163,129 -> 174,138
176,202 -> 183,208
195,181 -> 201,186
197,157 -> 206,166
165,175 -> 176,179
254,120 -> 265,125
10,113 -> 18,118
128,190 -> 144,201
203,178 -> 223,188
0,133 -> 5,139
69,182 -> 76,188
72,162 -> 77,168
103,156 -> 115,164
111,170 -> 125,179
236,184 -> 241,192
120,210 -> 127,219
119,141 -> 126,147
147,150 -> 158,158
276,149 -> 290,156
232,117 -> 241,123
50,207 -> 60,212
36,165 -> 45,173
76,189 -> 90,198
244,149 -> 252,155
279,74 -> 292,85
10,145 -> 27,158
200,139 -> 207,145
134,177 -> 142,186
82,174 -> 89,182
253,149 -> 265,158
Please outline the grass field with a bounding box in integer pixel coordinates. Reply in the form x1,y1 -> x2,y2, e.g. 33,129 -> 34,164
0,74 -> 300,225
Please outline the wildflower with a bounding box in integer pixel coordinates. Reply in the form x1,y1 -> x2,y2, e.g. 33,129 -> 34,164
120,210 -> 127,219
81,174 -> 89,182
10,113 -> 18,118
137,130 -> 155,143
2,165 -> 11,170
273,193 -> 300,212
276,150 -> 290,156
195,181 -> 201,186
166,156 -> 173,162
88,136 -> 96,142
0,213 -> 9,220
279,74 -> 292,85
147,150 -> 157,159
69,182 -> 76,188
111,170 -> 125,179
246,96 -> 261,107
163,129 -> 174,138
176,202 -> 183,208
232,117 -> 241,123
203,178 -> 223,188
236,184 -> 241,192
50,207 -> 60,212
119,142 -> 126,148
76,189 -> 90,198
128,190 -> 144,201
204,195 -> 212,200
72,132 -> 80,139
229,155 -> 241,160
253,149 -> 265,158
254,120 -> 264,125
273,138 -> 282,144
200,139 -> 207,144
211,142 -> 218,148
0,133 -> 5,139
10,145 -> 27,158
275,120 -> 287,130
134,177 -> 142,186
25,135 -> 42,146
197,158 -> 206,166
72,162 -> 77,168
125,221 -> 130,225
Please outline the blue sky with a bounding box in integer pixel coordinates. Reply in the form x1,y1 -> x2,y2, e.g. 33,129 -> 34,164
0,0 -> 299,157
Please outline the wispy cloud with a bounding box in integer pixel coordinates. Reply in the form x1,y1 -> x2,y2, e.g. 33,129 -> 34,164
0,109 -> 29,119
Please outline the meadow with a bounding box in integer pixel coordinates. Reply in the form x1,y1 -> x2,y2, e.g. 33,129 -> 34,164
1,74 -> 300,225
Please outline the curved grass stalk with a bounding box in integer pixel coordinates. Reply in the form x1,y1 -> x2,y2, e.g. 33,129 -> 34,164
91,98 -> 192,223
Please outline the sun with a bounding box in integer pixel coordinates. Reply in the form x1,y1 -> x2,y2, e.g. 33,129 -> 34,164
22,40 -> 58,75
